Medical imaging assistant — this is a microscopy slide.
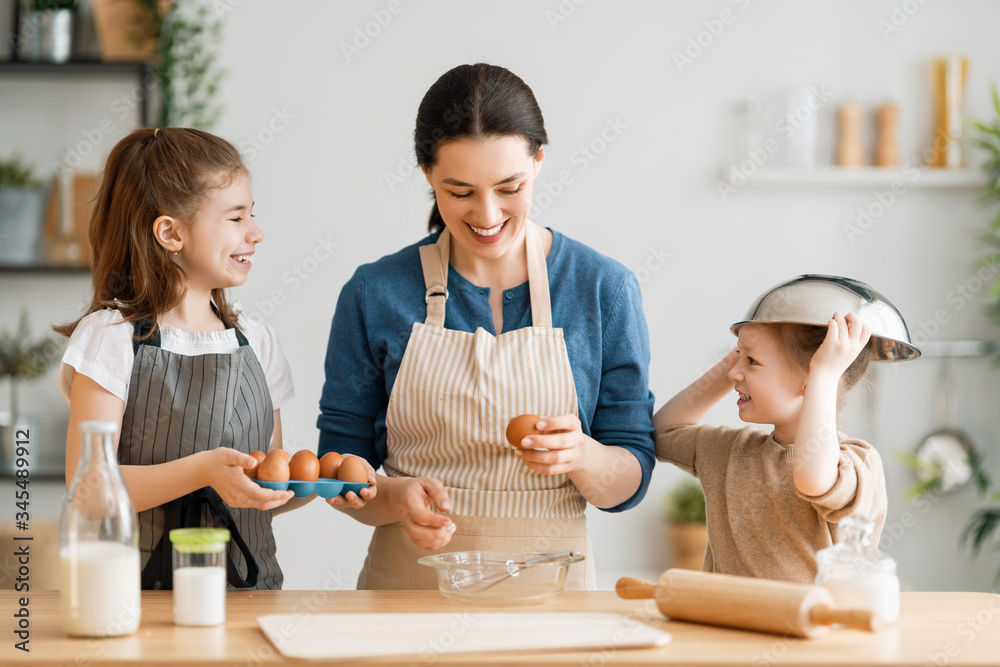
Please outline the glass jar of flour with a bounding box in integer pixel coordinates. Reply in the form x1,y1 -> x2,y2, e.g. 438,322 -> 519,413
815,516 -> 900,625
170,528 -> 229,626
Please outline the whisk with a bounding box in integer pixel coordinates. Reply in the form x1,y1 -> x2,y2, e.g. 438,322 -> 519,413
448,551 -> 578,593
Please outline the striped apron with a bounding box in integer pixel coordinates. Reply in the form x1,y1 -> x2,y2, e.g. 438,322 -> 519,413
358,221 -> 594,590
118,318 -> 283,590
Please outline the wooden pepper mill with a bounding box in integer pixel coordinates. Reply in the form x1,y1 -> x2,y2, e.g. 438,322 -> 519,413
874,102 -> 900,168
836,101 -> 865,167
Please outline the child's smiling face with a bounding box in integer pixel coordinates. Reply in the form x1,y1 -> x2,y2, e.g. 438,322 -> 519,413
177,171 -> 262,292
728,324 -> 807,444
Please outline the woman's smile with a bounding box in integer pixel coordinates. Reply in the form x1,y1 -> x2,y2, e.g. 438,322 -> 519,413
466,219 -> 509,242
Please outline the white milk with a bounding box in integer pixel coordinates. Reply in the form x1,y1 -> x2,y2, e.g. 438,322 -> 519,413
173,566 -> 227,626
821,573 -> 900,624
60,542 -> 141,637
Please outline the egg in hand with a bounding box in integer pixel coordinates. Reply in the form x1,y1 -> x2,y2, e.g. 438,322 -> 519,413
506,414 -> 543,448
256,450 -> 291,482
337,456 -> 369,484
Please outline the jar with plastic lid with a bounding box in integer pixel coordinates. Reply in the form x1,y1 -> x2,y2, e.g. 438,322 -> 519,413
815,515 -> 899,624
170,528 -> 230,626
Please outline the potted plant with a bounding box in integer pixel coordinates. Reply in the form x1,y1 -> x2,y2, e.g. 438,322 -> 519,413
0,152 -> 46,267
0,309 -> 63,473
91,0 -> 223,129
962,83 -> 1000,583
17,0 -> 76,63
664,477 -> 708,571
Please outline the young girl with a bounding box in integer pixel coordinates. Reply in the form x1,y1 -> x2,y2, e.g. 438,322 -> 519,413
56,127 -> 297,590
655,302 -> 890,584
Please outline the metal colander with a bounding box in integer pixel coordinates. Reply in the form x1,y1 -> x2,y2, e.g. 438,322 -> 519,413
730,274 -> 920,362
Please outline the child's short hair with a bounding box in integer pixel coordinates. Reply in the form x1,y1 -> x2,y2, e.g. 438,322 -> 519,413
770,322 -> 873,404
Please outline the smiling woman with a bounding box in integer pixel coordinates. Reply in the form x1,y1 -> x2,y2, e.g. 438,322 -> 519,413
317,63 -> 656,591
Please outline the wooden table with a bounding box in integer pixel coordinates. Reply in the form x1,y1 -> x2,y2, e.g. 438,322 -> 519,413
2,590 -> 998,666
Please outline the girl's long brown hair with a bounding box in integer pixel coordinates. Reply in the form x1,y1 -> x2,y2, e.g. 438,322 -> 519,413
55,128 -> 248,339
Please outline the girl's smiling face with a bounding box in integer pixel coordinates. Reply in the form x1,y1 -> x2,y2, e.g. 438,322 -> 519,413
176,171 -> 262,292
422,136 -> 543,266
728,324 -> 807,444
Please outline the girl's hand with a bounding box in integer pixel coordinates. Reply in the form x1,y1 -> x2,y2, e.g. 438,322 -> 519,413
325,455 -> 379,510
810,312 -> 872,379
201,448 -> 294,511
516,414 -> 588,476
394,477 -> 455,550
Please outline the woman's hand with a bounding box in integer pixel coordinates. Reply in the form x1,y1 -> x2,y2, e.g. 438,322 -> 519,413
810,312 -> 872,380
200,448 -> 294,511
325,455 -> 379,510
393,477 -> 456,550
516,414 -> 588,476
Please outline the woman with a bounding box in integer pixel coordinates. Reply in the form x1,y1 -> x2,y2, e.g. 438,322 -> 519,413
318,63 -> 655,589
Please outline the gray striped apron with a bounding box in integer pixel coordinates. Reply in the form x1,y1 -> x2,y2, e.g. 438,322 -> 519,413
358,221 -> 594,590
118,318 -> 282,590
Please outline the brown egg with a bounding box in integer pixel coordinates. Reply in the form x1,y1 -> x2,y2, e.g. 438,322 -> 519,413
244,450 -> 268,478
269,449 -> 292,463
289,450 -> 320,481
337,456 -> 368,484
506,414 -> 542,447
257,451 -> 291,482
319,452 -> 344,479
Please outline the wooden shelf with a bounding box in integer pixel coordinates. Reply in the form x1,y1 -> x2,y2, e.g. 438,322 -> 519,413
739,166 -> 982,189
0,265 -> 89,274
0,59 -> 155,126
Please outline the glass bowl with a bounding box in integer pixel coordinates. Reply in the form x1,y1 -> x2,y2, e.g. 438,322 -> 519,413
417,551 -> 584,605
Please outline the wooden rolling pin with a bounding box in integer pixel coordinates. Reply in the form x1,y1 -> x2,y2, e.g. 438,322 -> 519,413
617,569 -> 883,638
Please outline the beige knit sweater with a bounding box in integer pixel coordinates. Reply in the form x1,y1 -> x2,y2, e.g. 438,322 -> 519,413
656,424 -> 887,584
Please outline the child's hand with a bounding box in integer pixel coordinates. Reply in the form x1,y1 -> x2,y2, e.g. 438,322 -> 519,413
201,448 -> 294,511
325,455 -> 378,510
810,312 -> 871,380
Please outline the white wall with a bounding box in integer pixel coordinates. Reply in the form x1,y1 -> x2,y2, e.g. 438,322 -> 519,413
3,0 -> 1000,592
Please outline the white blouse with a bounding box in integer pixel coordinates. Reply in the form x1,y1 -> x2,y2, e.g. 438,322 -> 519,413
59,305 -> 295,409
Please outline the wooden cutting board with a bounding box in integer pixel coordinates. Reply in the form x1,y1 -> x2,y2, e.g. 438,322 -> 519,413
257,612 -> 671,661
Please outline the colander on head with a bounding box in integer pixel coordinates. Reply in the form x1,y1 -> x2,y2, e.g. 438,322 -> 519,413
730,274 -> 921,362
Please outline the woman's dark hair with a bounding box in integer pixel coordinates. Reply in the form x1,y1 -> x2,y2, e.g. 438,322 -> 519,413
415,63 -> 548,232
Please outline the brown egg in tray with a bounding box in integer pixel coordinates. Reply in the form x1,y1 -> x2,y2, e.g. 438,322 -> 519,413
246,450 -> 369,498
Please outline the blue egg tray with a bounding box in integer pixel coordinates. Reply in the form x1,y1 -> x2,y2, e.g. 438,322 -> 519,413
254,478 -> 369,499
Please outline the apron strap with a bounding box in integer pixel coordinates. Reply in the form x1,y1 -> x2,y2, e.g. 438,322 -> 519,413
524,221 -> 553,328
418,230 -> 450,328
140,487 -> 260,590
417,222 -> 554,329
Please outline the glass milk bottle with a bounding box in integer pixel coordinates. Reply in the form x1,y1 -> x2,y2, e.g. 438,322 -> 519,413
815,515 -> 900,625
60,421 -> 141,637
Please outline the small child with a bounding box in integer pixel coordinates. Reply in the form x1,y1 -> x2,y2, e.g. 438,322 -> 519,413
654,286 -> 896,584
56,127 -> 297,590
